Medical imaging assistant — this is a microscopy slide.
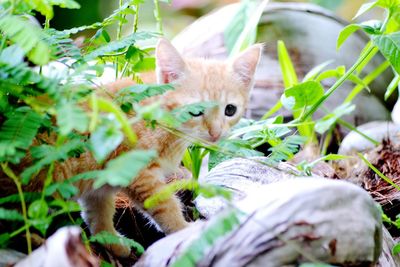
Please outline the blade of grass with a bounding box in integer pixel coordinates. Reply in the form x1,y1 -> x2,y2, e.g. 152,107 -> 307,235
358,152 -> 400,191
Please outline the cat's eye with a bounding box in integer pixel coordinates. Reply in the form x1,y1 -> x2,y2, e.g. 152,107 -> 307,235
189,111 -> 204,117
225,104 -> 237,117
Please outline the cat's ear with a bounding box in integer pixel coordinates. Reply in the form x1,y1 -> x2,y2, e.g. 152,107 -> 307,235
231,44 -> 262,87
155,38 -> 186,84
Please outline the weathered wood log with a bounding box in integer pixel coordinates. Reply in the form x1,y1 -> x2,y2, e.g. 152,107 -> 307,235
172,2 -> 393,124
15,227 -> 98,267
135,177 -> 382,267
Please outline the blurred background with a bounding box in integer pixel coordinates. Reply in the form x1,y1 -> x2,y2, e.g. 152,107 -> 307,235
49,0 -> 369,39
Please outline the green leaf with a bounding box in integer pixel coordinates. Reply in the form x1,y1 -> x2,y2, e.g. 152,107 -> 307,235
277,40 -> 298,88
115,84 -> 174,104
90,121 -> 123,163
0,108 -> 43,163
337,20 -> 382,50
44,181 -> 79,198
315,103 -> 355,134
93,150 -> 157,188
56,102 -> 89,135
0,45 -> 25,66
392,243 -> 400,255
133,57 -> 155,72
0,207 -> 24,221
90,231 -> 144,254
0,192 -> 40,205
21,139 -> 85,184
303,60 -> 333,82
208,139 -> 263,170
373,32 -> 400,74
84,32 -> 156,61
172,101 -> 218,124
281,81 -> 324,110
28,199 -> 49,219
385,73 -> 400,100
225,0 -> 269,56
0,14 -> 51,65
353,1 -> 379,20
268,135 -> 306,162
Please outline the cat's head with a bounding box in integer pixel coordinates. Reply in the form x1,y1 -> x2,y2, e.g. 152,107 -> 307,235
155,38 -> 261,142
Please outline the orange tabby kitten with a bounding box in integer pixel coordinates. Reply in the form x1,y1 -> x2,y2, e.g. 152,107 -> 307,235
3,39 -> 261,257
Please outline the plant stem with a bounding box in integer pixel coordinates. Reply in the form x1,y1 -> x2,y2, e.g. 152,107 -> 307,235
133,4 -> 139,33
337,118 -> 379,146
115,0 -> 125,80
153,0 -> 163,35
300,45 -> 376,122
1,163 -> 32,254
345,60 -> 390,103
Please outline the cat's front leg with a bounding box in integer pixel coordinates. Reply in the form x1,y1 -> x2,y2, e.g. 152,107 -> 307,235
126,165 -> 189,234
79,188 -> 131,258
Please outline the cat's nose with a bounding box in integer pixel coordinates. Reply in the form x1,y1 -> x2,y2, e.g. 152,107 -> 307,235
208,129 -> 221,142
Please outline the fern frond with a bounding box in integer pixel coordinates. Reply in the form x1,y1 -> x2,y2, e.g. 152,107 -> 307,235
115,84 -> 174,104
0,108 -> 43,163
0,207 -> 24,221
93,149 -> 157,188
84,32 -> 156,61
90,231 -> 144,254
172,101 -> 218,124
0,14 -> 52,65
21,138 -> 85,184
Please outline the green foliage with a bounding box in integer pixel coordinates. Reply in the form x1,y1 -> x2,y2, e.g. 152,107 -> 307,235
84,32 -> 156,61
0,14 -> 51,65
93,150 -> 157,188
0,108 -> 43,164
0,207 -> 24,221
373,32 -> 400,74
90,231 -> 144,255
281,81 -> 324,111
172,101 -> 218,124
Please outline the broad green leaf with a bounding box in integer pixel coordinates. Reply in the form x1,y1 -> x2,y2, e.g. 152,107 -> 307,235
90,231 -> 144,254
56,102 -> 88,135
315,103 -> 355,134
337,20 -> 382,50
354,0 -> 400,20
373,32 -> 400,74
0,207 -> 24,221
133,57 -> 155,72
90,119 -> 124,163
0,14 -> 51,65
281,81 -> 324,110
28,199 -> 49,219
94,150 -> 157,188
277,40 -> 298,88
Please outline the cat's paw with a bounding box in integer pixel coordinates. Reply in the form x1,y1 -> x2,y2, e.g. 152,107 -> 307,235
106,243 -> 131,258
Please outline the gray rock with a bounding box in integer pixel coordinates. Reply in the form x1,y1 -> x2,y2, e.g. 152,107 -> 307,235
338,121 -> 400,155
